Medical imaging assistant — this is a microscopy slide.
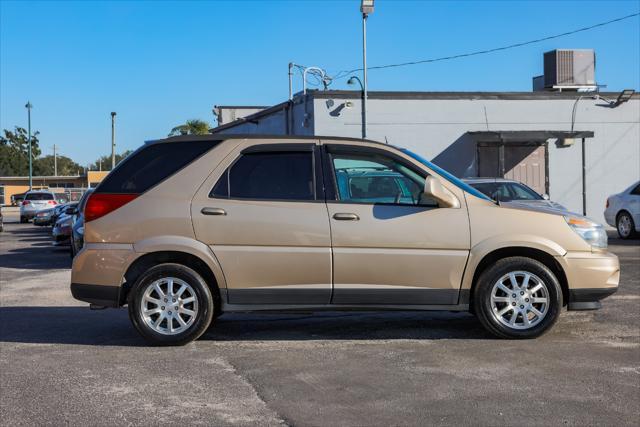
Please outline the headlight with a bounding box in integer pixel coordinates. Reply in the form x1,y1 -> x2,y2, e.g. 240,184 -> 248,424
564,215 -> 607,249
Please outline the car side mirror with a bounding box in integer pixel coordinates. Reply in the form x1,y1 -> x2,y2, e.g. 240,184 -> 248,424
542,193 -> 550,200
423,176 -> 460,208
65,207 -> 77,215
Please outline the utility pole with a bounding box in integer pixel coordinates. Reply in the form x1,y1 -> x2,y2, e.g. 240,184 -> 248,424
25,102 -> 33,190
53,144 -> 58,176
110,112 -> 116,169
360,1 -> 374,139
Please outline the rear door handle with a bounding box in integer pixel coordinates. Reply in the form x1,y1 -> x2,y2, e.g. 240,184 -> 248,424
333,213 -> 359,221
201,207 -> 227,216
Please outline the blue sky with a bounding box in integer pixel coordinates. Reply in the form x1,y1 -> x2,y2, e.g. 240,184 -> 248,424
1,0 -> 639,165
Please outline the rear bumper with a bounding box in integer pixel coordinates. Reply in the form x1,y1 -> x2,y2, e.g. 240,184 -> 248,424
560,251 -> 620,310
70,243 -> 136,306
70,283 -> 120,307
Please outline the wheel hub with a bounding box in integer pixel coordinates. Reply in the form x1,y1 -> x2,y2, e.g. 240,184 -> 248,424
140,277 -> 199,335
490,271 -> 549,330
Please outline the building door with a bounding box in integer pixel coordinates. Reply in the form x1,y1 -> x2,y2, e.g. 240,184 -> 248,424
478,143 -> 548,195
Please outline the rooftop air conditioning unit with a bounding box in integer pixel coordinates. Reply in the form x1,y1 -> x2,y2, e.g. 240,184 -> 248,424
543,49 -> 595,89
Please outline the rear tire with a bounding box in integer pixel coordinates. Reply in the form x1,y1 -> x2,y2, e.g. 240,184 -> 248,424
128,263 -> 214,346
616,211 -> 637,239
474,257 -> 562,339
20,216 -> 27,223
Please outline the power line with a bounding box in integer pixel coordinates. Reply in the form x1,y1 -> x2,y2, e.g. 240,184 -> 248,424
331,12 -> 639,80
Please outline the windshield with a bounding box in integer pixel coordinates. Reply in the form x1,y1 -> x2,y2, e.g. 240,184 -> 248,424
400,148 -> 492,201
469,182 -> 543,202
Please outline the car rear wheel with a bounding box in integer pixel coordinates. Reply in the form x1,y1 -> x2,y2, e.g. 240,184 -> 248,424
474,257 -> 562,339
616,211 -> 636,239
20,216 -> 27,223
128,263 -> 214,346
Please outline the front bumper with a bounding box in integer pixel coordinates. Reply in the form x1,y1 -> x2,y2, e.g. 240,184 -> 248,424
560,251 -> 620,310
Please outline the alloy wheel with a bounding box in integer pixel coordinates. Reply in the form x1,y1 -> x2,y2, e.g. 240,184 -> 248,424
618,214 -> 632,238
140,277 -> 199,335
490,271 -> 549,330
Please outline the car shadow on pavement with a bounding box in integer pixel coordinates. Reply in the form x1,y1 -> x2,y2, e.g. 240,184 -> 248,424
0,307 -> 490,346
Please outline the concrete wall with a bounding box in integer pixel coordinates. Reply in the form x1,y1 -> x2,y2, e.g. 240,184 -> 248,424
313,96 -> 640,224
215,97 -> 315,136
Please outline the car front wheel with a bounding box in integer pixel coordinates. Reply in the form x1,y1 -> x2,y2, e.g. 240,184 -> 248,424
128,263 -> 215,346
616,211 -> 636,239
474,257 -> 562,339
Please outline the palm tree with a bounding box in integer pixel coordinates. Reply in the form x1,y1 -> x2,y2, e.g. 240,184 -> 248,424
169,119 -> 211,136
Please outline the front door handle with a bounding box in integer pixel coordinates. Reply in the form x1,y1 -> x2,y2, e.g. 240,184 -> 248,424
201,207 -> 227,216
333,212 -> 359,221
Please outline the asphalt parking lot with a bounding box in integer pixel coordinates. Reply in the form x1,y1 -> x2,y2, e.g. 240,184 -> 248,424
1,208 -> 639,426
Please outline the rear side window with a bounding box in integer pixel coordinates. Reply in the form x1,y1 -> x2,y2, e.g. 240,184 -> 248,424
96,140 -> 215,194
25,193 -> 54,200
211,152 -> 314,200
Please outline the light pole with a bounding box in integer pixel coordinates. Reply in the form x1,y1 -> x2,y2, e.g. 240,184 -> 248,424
25,102 -> 33,190
110,112 -> 116,169
360,0 -> 374,139
347,76 -> 366,139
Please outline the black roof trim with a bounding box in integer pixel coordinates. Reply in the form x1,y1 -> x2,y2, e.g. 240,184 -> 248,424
152,133 -> 381,145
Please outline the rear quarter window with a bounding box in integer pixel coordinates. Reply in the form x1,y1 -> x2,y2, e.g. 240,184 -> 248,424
96,140 -> 216,194
25,193 -> 54,200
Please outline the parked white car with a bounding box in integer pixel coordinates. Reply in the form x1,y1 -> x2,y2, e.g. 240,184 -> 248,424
19,190 -> 59,223
604,181 -> 640,239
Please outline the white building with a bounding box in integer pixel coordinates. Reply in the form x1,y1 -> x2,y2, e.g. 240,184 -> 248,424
211,89 -> 639,224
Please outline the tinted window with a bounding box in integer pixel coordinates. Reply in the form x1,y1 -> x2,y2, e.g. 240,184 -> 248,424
226,152 -> 314,200
631,184 -> 640,196
97,140 -> 215,194
25,193 -> 54,201
470,182 -> 542,202
331,153 -> 434,206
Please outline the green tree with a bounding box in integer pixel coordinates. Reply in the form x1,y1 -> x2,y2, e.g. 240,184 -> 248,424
88,150 -> 132,171
168,119 -> 210,136
0,127 -> 41,175
33,155 -> 83,176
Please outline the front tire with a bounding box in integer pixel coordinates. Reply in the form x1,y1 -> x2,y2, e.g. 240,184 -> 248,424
20,216 -> 27,224
474,257 -> 562,339
616,211 -> 637,239
128,263 -> 214,346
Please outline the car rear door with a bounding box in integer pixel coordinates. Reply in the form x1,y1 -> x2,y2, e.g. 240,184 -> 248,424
191,139 -> 332,305
322,142 -> 471,305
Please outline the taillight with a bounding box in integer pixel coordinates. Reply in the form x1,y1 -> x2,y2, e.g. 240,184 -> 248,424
22,200 -> 30,206
85,193 -> 138,222
48,200 -> 56,205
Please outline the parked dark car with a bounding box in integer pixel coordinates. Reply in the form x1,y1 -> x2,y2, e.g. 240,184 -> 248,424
33,208 -> 55,226
70,189 -> 93,258
52,210 -> 75,246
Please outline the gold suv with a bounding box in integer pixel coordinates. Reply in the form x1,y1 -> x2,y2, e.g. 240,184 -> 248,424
70,135 -> 619,345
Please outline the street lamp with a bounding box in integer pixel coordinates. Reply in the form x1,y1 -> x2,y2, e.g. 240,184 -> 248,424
110,112 -> 116,170
347,76 -> 366,139
25,102 -> 33,190
360,0 -> 374,139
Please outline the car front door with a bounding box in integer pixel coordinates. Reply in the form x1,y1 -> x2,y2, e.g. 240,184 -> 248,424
322,143 -> 471,305
191,140 -> 332,305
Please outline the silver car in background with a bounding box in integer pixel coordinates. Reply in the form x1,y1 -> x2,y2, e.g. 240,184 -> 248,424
19,190 -> 60,223
604,181 -> 640,239
463,178 -> 567,211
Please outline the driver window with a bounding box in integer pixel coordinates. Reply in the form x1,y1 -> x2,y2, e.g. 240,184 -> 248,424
331,153 -> 436,206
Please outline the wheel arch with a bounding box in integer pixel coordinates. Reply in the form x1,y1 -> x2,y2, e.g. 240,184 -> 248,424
465,246 -> 569,309
121,250 -> 223,311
